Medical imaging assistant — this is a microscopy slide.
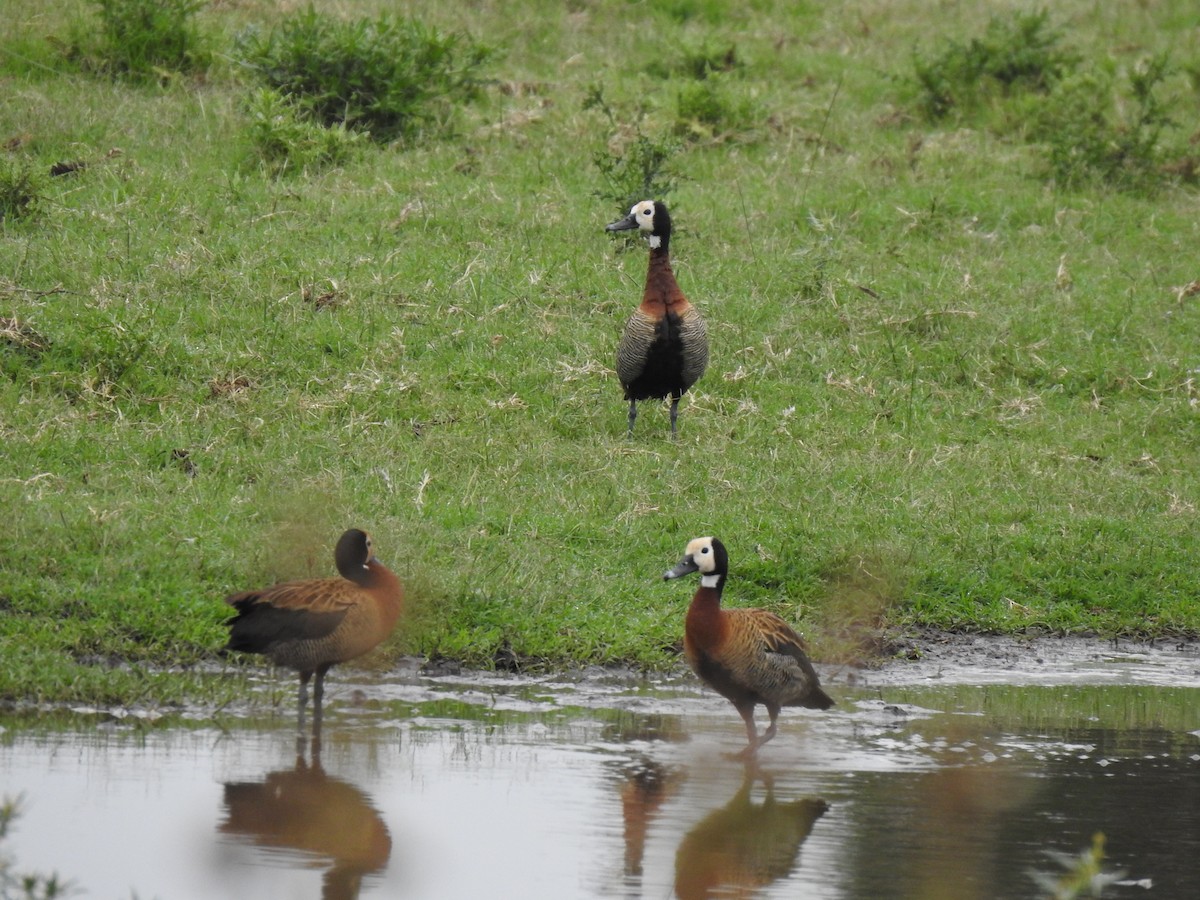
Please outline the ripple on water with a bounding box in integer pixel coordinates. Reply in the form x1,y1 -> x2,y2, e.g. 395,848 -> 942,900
1,663 -> 1198,899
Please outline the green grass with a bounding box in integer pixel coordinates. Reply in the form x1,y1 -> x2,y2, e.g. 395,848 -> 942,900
1,0 -> 1199,704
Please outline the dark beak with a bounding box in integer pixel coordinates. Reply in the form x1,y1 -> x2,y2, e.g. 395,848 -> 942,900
663,555 -> 699,581
606,212 -> 638,233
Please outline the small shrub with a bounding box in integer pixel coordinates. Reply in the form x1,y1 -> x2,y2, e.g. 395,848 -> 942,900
0,160 -> 41,222
585,85 -> 684,213
1035,54 -> 1175,190
646,39 -> 741,80
243,87 -> 366,176
592,133 -> 684,216
1,317 -> 51,384
234,7 -> 493,142
89,0 -> 210,80
674,74 -> 763,141
645,0 -> 727,25
913,9 -> 1078,119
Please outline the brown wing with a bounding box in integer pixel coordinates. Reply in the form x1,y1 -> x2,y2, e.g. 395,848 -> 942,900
735,609 -> 807,652
224,577 -> 358,652
724,609 -> 833,710
226,577 -> 360,615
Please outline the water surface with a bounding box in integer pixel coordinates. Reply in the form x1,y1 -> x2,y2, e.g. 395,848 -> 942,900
2,641 -> 1198,899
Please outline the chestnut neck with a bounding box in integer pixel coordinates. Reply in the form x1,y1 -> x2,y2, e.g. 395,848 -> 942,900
688,576 -> 725,609
365,559 -> 404,619
685,581 -> 726,648
642,251 -> 687,315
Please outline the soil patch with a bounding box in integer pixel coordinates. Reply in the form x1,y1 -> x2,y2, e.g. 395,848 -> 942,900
854,627 -> 1200,688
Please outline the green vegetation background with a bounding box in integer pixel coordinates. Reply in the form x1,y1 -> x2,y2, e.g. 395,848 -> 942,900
2,0 -> 1198,704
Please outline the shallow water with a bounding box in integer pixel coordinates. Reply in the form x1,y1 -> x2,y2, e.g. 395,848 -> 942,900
2,643 -> 1199,899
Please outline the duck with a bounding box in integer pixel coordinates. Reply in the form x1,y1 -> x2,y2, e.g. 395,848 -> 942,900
224,528 -> 404,723
605,200 -> 709,436
664,536 -> 834,757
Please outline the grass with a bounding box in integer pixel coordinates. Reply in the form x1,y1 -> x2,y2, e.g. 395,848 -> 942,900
1,0 -> 1199,704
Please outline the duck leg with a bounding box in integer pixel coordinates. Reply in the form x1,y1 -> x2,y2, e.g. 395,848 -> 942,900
296,671 -> 313,716
312,664 -> 332,718
627,400 -> 638,436
669,396 -> 680,436
310,705 -> 324,758
757,704 -> 782,749
734,703 -> 760,759
295,671 -> 313,746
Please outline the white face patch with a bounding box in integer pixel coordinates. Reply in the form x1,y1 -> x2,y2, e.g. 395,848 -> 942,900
700,574 -> 721,588
648,234 -> 662,249
684,537 -> 717,574
632,200 -> 656,233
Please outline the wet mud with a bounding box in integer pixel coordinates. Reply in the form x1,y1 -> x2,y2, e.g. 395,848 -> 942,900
876,628 -> 1200,686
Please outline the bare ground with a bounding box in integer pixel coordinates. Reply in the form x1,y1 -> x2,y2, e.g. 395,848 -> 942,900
847,627 -> 1200,688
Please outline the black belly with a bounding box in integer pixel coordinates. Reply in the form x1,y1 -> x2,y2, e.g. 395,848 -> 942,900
624,315 -> 688,401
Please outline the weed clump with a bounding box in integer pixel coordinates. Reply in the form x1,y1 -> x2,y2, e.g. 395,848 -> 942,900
645,39 -> 741,81
913,9 -> 1077,119
234,7 -> 493,142
910,10 -> 1187,192
585,85 -> 684,214
86,0 -> 210,80
243,87 -> 366,175
1028,832 -> 1127,899
1033,54 -> 1178,190
647,0 -> 727,26
592,132 -> 684,215
673,73 -> 763,142
0,159 -> 41,222
1,317 -> 51,384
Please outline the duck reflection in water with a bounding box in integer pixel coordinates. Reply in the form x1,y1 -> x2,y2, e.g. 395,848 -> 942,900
219,737 -> 392,900
674,764 -> 828,900
618,755 -> 687,880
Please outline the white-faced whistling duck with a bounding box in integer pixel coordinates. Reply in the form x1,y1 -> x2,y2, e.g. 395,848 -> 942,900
664,536 -> 834,757
224,528 -> 404,722
606,200 -> 709,436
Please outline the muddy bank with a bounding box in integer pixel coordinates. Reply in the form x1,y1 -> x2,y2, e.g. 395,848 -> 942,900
405,628 -> 1200,706
852,627 -> 1200,688
423,627 -> 1200,686
4,629 -> 1199,722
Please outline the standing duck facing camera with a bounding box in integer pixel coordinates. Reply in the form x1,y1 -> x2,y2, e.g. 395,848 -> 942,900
664,536 -> 833,757
224,528 -> 404,725
606,200 -> 709,436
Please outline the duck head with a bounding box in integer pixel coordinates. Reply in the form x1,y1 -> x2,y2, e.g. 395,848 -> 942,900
606,200 -> 672,250
663,536 -> 727,583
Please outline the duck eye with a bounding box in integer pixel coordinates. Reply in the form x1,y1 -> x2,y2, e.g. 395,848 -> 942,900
701,547 -> 710,554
